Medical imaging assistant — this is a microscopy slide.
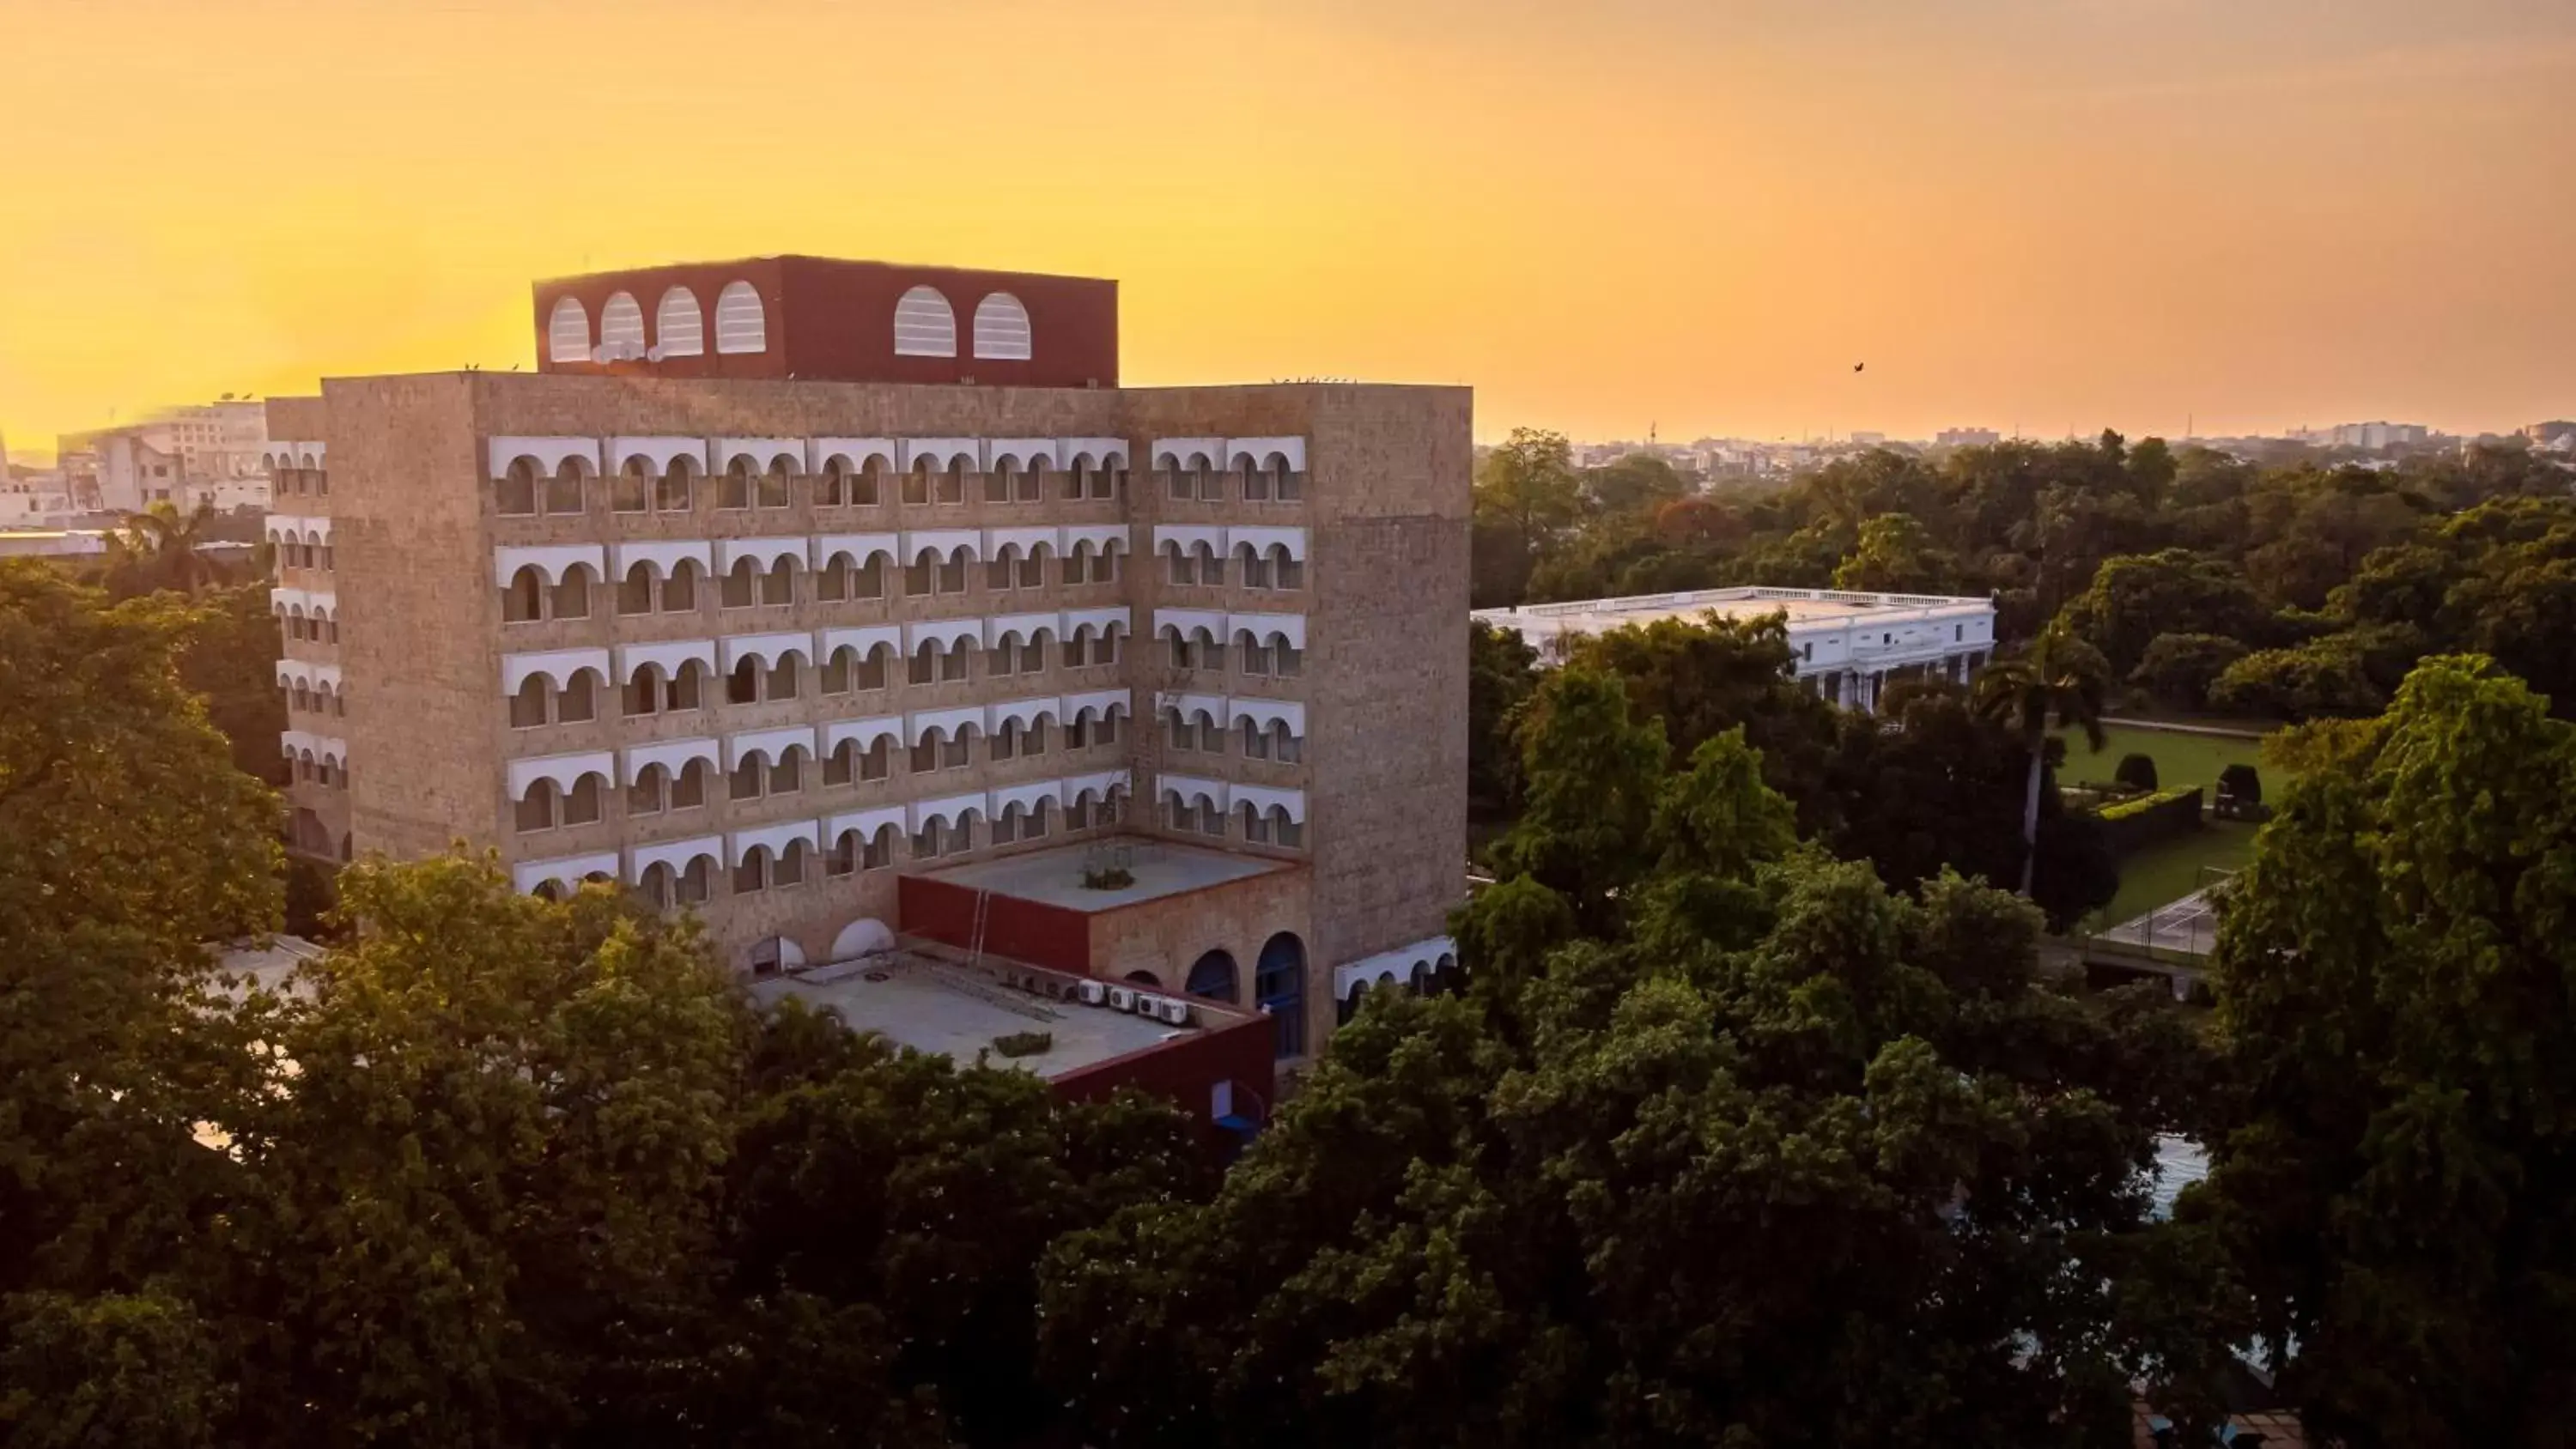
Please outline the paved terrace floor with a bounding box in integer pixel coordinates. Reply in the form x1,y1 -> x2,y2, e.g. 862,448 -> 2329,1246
750,951 -> 1192,1080
921,835 -> 1289,912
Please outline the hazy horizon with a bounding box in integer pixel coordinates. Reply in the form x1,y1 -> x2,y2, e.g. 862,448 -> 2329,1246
3,0 -> 2571,454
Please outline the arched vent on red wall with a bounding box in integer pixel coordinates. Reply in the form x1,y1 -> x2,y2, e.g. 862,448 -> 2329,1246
714,282 -> 768,355
656,288 -> 705,357
972,292 -> 1032,361
893,285 -> 958,358
547,297 -> 591,364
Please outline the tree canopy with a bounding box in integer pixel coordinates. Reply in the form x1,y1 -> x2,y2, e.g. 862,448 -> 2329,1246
1041,722 -> 2208,1448
2190,655 -> 2576,1447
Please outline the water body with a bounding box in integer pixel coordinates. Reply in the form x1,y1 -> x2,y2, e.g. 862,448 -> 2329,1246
2149,1135 -> 2208,1221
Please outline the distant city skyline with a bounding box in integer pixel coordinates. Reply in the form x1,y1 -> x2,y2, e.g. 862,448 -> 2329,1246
3,0 -> 2573,453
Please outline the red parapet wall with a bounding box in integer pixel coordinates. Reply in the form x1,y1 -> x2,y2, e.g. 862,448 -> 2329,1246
899,876 -> 1094,973
1053,1009 -> 1279,1149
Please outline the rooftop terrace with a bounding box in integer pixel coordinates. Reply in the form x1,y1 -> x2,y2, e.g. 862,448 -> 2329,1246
920,835 -> 1290,913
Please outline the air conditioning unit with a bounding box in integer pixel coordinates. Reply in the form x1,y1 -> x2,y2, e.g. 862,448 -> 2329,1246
1131,992 -> 1164,1018
1107,985 -> 1136,1012
1078,979 -> 1107,1006
1155,997 -> 1190,1027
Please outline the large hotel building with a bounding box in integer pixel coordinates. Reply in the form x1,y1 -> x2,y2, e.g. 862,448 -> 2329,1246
261,257 -> 1468,1098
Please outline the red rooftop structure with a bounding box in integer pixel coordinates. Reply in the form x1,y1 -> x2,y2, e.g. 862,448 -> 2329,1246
532,255 -> 1120,389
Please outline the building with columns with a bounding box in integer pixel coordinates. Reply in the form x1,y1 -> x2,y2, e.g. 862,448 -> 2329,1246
1472,585 -> 1998,712
262,257 -> 1470,1107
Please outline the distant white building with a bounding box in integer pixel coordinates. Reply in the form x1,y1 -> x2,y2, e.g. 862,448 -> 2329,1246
0,481 -> 77,527
64,399 -> 270,513
1935,427 -> 2001,449
1473,585 -> 1996,713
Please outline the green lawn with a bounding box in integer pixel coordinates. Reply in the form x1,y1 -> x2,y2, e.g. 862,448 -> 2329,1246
2096,818 -> 2263,926
2053,723 -> 2268,795
2051,722 -> 2285,928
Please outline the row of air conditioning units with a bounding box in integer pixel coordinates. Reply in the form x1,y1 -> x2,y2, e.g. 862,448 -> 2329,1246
1002,969 -> 1193,1028
1103,982 -> 1191,1028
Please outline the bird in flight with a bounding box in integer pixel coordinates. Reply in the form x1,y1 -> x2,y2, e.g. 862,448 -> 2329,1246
1853,362 -> 1866,373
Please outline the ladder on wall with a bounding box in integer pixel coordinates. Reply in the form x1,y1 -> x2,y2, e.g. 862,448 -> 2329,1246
966,887 -> 993,973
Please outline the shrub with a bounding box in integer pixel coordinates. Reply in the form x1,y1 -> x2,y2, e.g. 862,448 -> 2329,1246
2096,785 -> 2196,822
991,1030 -> 1054,1058
2217,763 -> 2263,807
2113,753 -> 2160,793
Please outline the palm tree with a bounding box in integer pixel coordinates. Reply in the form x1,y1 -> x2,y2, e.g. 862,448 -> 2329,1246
104,499 -> 222,597
1974,620 -> 2111,896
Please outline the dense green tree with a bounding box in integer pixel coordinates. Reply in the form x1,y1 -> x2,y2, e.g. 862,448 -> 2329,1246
1560,612 -> 1841,834
1041,740 -> 2208,1449
2207,637 -> 2383,719
0,562 -> 282,1303
1580,452 -> 1690,518
1827,683 -> 2116,931
208,858 -> 751,1444
1972,621 -> 2111,894
120,583 -> 291,785
1831,512 -> 1961,594
1485,666 -> 1668,930
2129,632 -> 2249,712
1467,619 -> 1540,827
2060,548 -> 2271,678
715,1004 -> 1210,1448
2192,657 -> 2576,1446
1471,429 -> 1583,606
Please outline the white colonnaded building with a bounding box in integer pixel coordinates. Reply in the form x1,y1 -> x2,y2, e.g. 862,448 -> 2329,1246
1472,585 -> 1997,713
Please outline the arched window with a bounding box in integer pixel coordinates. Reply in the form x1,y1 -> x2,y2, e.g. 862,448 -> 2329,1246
678,857 -> 713,904
600,292 -> 646,354
547,297 -> 590,364
516,778 -> 558,833
543,460 -> 586,517
564,773 -> 604,825
553,565 -> 592,620
668,660 -> 705,712
502,566 -> 545,622
893,285 -> 957,357
1338,979 -> 1368,1028
663,559 -> 699,611
629,763 -> 668,815
971,292 -> 1031,361
656,458 -> 696,512
613,459 -> 650,513
618,562 -> 655,615
510,675 -> 550,729
714,281 -> 767,355
1255,932 -> 1306,1058
624,664 -> 664,718
1186,949 -> 1237,1003
656,287 -> 705,357
497,459 -> 538,516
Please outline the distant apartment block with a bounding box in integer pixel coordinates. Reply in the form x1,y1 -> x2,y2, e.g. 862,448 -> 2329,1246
263,257 -> 1471,1107
1935,427 -> 2002,449
1474,585 -> 1996,713
62,398 -> 272,513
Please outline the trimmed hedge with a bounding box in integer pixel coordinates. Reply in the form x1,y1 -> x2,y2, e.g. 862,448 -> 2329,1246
2091,785 -> 2204,858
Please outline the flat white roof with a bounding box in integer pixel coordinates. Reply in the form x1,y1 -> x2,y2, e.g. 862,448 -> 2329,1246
921,835 -> 1289,914
1474,585 -> 1990,642
750,951 -> 1206,1080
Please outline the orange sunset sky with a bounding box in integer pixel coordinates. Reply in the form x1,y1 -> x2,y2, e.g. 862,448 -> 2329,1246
2,0 -> 2571,456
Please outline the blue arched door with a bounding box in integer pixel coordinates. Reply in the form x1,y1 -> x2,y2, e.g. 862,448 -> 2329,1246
1186,949 -> 1238,1003
1255,932 -> 1306,1058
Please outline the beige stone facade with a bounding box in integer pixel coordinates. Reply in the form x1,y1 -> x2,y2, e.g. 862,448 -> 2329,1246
268,371 -> 1467,1059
